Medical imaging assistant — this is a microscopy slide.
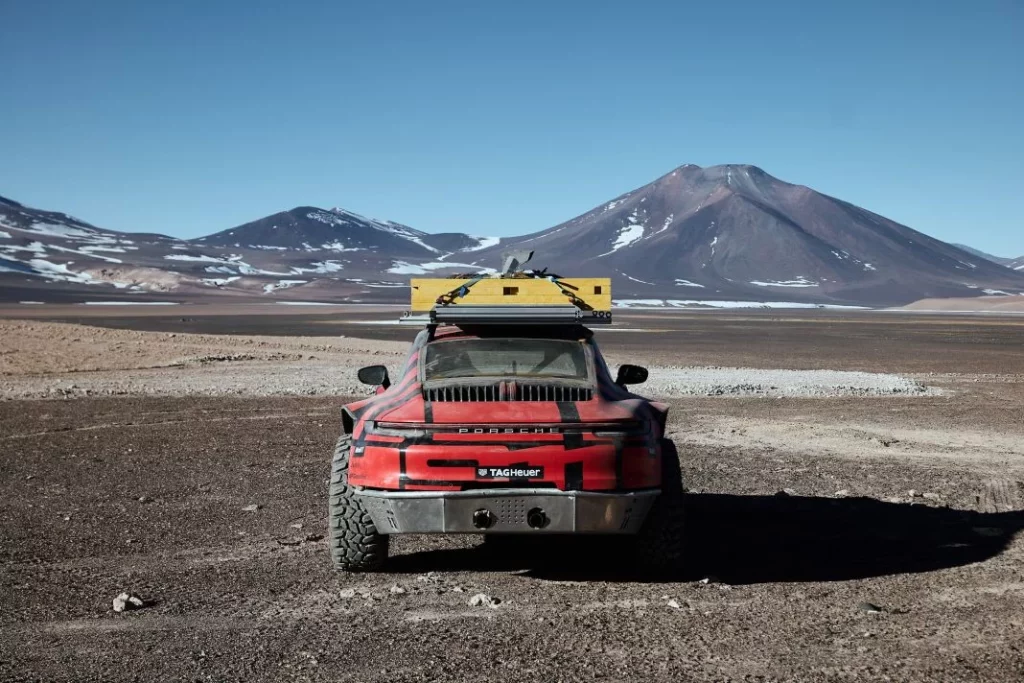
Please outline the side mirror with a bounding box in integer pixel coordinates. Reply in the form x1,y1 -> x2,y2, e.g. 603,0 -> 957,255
615,364 -> 648,387
357,365 -> 391,389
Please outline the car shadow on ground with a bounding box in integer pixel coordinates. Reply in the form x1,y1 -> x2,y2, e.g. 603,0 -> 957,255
385,494 -> 1024,584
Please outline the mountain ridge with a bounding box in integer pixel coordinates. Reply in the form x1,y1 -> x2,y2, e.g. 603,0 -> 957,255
3,164 -> 1023,305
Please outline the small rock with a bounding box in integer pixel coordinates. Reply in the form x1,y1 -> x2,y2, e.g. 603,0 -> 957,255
112,592 -> 146,612
922,492 -> 941,501
242,504 -> 261,512
304,533 -> 324,542
289,523 -> 303,530
858,602 -> 883,614
834,489 -> 850,498
417,571 -> 440,583
908,490 -> 920,498
25,475 -> 34,481
775,488 -> 797,497
389,585 -> 407,595
138,496 -> 152,504
338,588 -> 357,599
666,599 -> 682,609
451,586 -> 465,593
698,576 -> 719,585
468,593 -> 501,608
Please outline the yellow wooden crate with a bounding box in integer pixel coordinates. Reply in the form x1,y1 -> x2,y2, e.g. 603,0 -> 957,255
410,277 -> 611,312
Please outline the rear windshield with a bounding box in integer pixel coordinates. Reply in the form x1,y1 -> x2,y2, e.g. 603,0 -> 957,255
423,338 -> 588,381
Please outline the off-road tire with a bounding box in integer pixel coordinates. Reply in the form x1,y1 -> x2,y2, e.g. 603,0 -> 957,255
633,439 -> 686,573
328,435 -> 388,572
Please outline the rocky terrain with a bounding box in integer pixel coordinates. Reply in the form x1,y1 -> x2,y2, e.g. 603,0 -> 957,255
1,308 -> 1023,682
4,165 -> 1024,307
0,320 -> 938,400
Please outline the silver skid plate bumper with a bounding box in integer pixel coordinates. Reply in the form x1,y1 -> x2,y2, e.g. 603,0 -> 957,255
356,488 -> 659,534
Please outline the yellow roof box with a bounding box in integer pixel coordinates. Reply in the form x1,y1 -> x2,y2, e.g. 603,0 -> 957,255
404,276 -> 613,326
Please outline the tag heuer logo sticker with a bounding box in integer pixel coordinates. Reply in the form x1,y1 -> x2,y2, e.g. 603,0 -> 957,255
476,466 -> 544,479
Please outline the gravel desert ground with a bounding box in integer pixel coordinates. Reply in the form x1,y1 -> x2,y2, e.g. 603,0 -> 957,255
1,306 -> 1023,682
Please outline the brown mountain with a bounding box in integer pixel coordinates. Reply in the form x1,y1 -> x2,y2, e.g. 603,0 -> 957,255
466,165 -> 1024,306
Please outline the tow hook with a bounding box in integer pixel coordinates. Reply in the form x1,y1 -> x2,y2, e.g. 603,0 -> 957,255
472,509 -> 496,529
526,507 -> 549,529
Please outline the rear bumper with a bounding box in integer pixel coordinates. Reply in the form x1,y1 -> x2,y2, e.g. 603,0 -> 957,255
356,488 -> 659,534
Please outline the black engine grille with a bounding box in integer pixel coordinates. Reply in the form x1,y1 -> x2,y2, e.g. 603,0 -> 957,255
424,384 -> 593,402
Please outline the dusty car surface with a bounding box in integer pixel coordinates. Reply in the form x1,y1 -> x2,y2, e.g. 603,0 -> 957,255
328,270 -> 684,572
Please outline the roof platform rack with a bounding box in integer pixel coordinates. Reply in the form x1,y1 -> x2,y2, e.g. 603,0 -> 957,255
398,251 -> 612,326
400,304 -> 611,326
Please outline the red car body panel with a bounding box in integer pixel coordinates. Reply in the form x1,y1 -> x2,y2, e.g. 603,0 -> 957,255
344,326 -> 667,493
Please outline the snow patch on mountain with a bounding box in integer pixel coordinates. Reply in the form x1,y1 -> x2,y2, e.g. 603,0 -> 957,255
461,236 -> 501,252
165,254 -> 232,264
0,231 -> 10,239
80,245 -> 129,254
237,263 -> 291,276
290,261 -> 345,275
202,277 -> 241,287
27,259 -> 101,285
598,211 -> 646,257
320,240 -> 363,252
14,221 -> 108,241
749,277 -> 819,288
675,279 -> 705,288
46,244 -> 123,263
263,280 -> 308,293
622,273 -> 655,285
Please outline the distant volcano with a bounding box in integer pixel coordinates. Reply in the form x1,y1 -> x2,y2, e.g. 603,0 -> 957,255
467,164 -> 1024,305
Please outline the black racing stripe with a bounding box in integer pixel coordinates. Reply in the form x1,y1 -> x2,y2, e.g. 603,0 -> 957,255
398,448 -> 407,490
564,431 -> 586,450
357,382 -> 422,433
564,462 -> 584,491
556,401 -> 581,423
425,459 -> 479,468
557,402 -> 586,449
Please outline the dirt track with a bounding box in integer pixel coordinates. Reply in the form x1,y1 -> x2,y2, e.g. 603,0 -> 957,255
2,310 -> 1024,682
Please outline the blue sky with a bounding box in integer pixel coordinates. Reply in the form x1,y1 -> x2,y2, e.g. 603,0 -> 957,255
2,0 -> 1022,255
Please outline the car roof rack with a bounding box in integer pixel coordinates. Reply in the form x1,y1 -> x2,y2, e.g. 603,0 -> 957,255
399,251 -> 612,326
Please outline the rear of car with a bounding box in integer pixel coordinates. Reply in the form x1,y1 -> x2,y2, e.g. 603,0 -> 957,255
328,325 -> 684,572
